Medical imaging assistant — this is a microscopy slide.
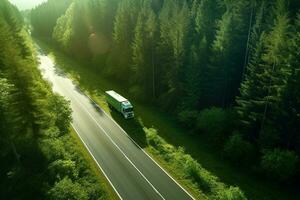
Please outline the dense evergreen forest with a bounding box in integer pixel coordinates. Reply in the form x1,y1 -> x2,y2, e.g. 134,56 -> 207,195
0,1 -> 108,199
30,0 -> 300,187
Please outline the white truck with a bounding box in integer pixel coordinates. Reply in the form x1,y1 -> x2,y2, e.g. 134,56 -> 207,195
105,90 -> 134,119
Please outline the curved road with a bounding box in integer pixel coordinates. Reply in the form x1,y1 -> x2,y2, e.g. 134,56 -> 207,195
38,49 -> 195,200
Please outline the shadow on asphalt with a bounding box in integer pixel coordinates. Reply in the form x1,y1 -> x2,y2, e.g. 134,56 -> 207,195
37,39 -> 148,148
110,110 -> 147,148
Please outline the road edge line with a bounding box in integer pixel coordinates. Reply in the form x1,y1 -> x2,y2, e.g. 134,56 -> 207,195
85,94 -> 196,200
71,96 -> 166,200
71,124 -> 123,200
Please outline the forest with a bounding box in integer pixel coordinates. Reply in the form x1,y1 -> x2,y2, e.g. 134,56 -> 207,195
1,0 -> 299,199
30,0 -> 300,186
0,1 -> 109,199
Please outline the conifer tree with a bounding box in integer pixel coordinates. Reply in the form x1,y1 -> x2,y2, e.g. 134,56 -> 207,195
209,0 -> 250,107
237,0 -> 292,140
107,0 -> 141,81
132,0 -> 158,99
158,0 -> 191,109
280,12 -> 300,150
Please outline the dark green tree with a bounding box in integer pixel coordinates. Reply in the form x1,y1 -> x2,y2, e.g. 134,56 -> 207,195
236,0 -> 292,140
106,0 -> 141,80
158,0 -> 191,110
209,0 -> 251,107
131,0 -> 158,100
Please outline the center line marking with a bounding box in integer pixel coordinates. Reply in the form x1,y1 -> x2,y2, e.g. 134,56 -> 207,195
67,89 -> 165,200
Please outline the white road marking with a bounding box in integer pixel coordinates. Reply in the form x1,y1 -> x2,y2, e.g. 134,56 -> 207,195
71,124 -> 123,200
40,53 -> 194,200
85,95 -> 196,200
68,90 -> 165,200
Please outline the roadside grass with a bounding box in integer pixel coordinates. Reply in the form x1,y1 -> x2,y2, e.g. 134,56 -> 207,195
69,127 -> 119,200
37,40 -> 205,198
36,39 -> 298,200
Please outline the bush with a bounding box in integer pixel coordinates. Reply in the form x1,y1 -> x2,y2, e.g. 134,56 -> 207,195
144,127 -> 247,199
197,107 -> 234,146
39,138 -> 67,162
49,94 -> 72,135
79,178 -> 106,200
48,159 -> 79,181
259,125 -> 280,149
261,149 -> 299,181
178,110 -> 198,128
215,186 -> 247,200
223,132 -> 255,165
47,178 -> 88,200
146,128 -> 163,148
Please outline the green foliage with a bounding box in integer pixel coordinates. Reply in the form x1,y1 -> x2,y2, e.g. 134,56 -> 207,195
48,159 -> 79,180
131,1 -> 158,99
47,178 -> 88,200
197,107 -> 234,146
49,94 -> 72,135
237,0 -> 293,135
157,0 -> 191,109
40,138 -> 67,161
234,1 -> 300,181
258,125 -> 280,149
178,110 -> 198,128
31,0 -> 72,37
30,0 -> 300,186
52,3 -> 75,50
0,1 -> 109,199
145,127 -> 246,199
279,11 -> 300,153
209,0 -> 250,107
223,132 -> 255,165
261,149 -> 299,181
215,186 -> 247,200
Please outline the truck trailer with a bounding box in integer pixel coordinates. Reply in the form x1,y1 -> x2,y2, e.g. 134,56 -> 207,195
105,90 -> 134,119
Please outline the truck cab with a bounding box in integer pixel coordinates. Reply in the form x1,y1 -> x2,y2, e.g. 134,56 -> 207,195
121,101 -> 134,119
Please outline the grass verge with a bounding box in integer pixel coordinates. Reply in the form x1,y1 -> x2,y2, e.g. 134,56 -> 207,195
36,38 -> 298,200
69,127 -> 119,200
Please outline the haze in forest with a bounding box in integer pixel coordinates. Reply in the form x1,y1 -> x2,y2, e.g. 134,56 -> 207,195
1,0 -> 300,199
9,0 -> 46,10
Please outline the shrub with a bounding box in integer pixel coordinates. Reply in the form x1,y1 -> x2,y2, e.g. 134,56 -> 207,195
146,127 -> 162,148
48,159 -> 79,181
197,107 -> 234,146
215,186 -> 247,200
259,126 -> 280,149
223,132 -> 255,165
39,138 -> 67,162
178,110 -> 198,128
79,177 -> 106,200
261,149 -> 299,181
49,94 -> 72,135
47,178 -> 88,200
143,127 -> 247,199
184,155 -> 220,193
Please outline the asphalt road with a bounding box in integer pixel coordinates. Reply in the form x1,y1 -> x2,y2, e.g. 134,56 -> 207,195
38,49 -> 195,200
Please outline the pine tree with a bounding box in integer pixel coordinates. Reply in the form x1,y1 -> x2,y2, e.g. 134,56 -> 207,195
53,3 -> 75,50
131,0 -> 158,100
158,0 -> 191,110
236,0 -> 292,140
107,0 -> 141,81
209,0 -> 251,107
280,12 -> 300,150
0,77 -> 23,159
189,0 -> 220,108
